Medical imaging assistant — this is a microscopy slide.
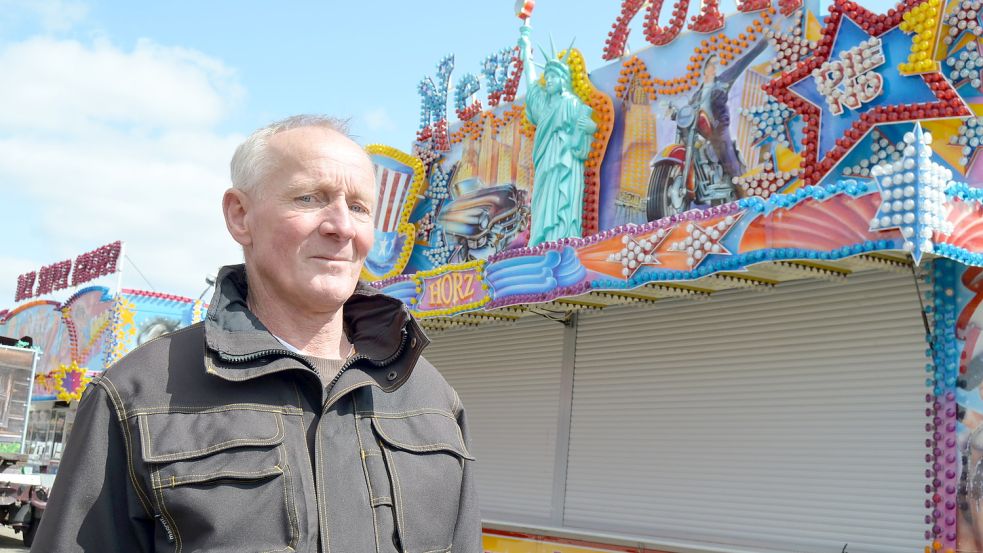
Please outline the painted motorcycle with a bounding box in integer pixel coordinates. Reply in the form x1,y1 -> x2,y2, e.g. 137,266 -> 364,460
645,101 -> 736,221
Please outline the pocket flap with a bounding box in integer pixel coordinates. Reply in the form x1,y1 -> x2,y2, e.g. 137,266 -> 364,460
370,413 -> 475,460
139,409 -> 284,463
153,463 -> 283,490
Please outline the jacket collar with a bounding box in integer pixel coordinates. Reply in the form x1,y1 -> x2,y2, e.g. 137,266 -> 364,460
203,264 -> 428,393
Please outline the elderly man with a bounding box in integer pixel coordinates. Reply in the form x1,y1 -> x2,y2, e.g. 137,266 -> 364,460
34,115 -> 480,552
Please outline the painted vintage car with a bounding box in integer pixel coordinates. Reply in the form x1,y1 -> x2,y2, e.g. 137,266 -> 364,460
438,178 -> 529,261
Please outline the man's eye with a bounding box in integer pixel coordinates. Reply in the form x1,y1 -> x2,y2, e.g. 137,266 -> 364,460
297,195 -> 316,204
350,204 -> 370,215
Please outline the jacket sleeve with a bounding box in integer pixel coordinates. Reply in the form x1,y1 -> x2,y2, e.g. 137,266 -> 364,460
453,402 -> 482,552
31,380 -> 155,552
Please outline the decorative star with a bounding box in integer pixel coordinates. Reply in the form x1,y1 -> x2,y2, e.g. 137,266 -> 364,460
943,0 -> 983,47
765,24 -> 817,74
607,229 -> 670,279
944,40 -> 983,89
412,144 -> 440,169
667,215 -> 740,269
949,115 -> 983,169
841,129 -> 905,178
763,0 -> 970,185
424,231 -> 452,267
739,98 -> 795,147
52,360 -> 92,403
734,166 -> 802,199
869,124 -> 954,264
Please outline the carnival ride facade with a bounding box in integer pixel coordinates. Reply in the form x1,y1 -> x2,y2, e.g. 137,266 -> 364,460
362,0 -> 983,551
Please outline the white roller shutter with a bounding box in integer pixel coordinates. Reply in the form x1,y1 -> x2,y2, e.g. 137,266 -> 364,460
424,317 -> 565,524
565,271 -> 930,553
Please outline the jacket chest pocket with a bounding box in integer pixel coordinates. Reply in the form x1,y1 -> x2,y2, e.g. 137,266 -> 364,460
361,412 -> 474,553
138,408 -> 299,553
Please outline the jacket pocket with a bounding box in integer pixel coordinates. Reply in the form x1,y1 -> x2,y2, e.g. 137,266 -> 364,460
368,412 -> 474,553
138,408 -> 298,553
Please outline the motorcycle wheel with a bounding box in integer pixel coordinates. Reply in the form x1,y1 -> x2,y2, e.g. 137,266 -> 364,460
646,159 -> 686,221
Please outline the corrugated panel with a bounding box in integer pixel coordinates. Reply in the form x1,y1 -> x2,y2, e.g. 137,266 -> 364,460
424,317 -> 565,523
565,271 -> 930,553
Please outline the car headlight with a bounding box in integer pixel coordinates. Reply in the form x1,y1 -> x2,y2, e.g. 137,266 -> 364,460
478,211 -> 491,230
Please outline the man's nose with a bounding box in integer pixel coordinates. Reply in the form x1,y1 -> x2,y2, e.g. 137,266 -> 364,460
319,201 -> 356,240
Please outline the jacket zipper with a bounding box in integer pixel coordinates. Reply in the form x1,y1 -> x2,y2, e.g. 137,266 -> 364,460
322,327 -> 408,411
315,326 -> 408,552
220,348 -> 312,368
219,328 -> 410,552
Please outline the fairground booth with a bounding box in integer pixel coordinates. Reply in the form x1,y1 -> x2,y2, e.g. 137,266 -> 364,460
1,243 -> 206,476
6,0 -> 983,551
361,0 -> 983,551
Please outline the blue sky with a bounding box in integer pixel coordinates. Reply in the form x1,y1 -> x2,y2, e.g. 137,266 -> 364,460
0,0 -> 899,307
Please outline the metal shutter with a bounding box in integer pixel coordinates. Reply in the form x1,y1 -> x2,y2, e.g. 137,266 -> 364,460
424,317 -> 565,524
565,271 -> 930,553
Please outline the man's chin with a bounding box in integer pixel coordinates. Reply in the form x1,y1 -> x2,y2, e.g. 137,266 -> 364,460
306,280 -> 358,305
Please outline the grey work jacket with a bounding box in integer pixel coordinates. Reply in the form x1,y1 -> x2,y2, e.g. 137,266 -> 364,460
33,264 -> 481,553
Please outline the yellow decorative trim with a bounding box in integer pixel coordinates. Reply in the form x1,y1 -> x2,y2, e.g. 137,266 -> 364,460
191,300 -> 207,324
562,49 -> 593,106
899,0 -> 943,75
409,260 -> 491,318
556,48 -> 614,235
109,296 -> 137,365
361,144 -> 426,281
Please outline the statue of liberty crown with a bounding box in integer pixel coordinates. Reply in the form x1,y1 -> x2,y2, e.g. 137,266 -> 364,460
535,35 -> 575,81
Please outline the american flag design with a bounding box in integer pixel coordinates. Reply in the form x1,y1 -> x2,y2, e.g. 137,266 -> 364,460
374,165 -> 413,232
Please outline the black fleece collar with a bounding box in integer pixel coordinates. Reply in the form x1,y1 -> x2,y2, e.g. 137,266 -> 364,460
203,264 -> 428,392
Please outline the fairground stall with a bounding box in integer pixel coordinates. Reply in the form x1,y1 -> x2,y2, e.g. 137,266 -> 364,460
362,0 -> 983,551
1,243 -> 206,474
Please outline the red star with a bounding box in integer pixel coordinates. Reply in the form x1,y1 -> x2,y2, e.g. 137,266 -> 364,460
762,0 -> 970,185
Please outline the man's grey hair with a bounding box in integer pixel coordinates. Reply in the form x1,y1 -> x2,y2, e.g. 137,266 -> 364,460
230,114 -> 353,193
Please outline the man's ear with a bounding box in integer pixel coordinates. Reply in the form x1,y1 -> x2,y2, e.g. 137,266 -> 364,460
223,188 -> 252,247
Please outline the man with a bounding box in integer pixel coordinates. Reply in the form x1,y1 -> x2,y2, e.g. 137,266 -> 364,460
33,115 -> 480,552
685,41 -> 768,198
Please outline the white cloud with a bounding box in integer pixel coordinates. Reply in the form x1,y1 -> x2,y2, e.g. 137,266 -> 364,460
0,0 -> 89,33
0,37 -> 243,134
363,107 -> 397,133
0,35 -> 247,304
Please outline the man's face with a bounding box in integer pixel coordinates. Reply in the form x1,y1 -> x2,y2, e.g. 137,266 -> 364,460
704,59 -> 718,81
235,127 -> 376,312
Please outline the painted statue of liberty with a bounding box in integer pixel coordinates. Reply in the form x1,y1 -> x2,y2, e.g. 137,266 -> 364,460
518,23 -> 596,246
